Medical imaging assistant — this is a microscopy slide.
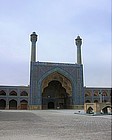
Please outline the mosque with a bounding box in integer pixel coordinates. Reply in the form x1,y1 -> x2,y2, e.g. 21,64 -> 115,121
0,32 -> 112,110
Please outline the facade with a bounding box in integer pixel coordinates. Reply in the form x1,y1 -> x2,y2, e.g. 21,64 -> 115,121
0,86 -> 29,109
84,87 -> 112,104
0,32 -> 112,110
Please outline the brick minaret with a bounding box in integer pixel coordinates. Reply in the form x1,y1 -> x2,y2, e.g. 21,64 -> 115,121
75,36 -> 82,64
30,32 -> 37,62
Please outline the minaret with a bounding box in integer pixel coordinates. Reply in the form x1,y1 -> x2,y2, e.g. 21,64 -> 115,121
30,32 -> 37,62
75,35 -> 82,64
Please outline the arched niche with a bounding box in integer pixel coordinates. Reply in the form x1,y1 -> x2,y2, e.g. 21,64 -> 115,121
9,91 -> 17,96
41,72 -> 72,96
0,90 -> 6,96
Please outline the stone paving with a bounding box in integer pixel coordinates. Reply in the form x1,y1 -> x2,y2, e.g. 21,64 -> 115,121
0,110 -> 112,140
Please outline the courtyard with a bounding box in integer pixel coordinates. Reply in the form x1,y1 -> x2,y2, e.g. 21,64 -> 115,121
0,110 -> 112,140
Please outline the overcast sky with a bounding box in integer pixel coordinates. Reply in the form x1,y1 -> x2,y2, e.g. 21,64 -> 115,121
0,0 -> 112,87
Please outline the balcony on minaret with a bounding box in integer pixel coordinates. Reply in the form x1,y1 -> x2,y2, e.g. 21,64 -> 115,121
75,35 -> 82,64
30,32 -> 38,62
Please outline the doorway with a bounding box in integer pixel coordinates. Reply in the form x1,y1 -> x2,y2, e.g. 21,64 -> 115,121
48,102 -> 54,109
9,99 -> 17,110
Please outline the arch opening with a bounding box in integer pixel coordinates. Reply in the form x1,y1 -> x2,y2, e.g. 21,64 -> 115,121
101,106 -> 112,114
9,99 -> 17,110
48,102 -> 54,109
86,106 -> 94,114
0,99 -> 6,109
20,91 -> 28,96
94,100 -> 99,103
42,76 -> 72,110
85,100 -> 91,103
0,90 -> 6,96
20,100 -> 28,110
9,91 -> 17,96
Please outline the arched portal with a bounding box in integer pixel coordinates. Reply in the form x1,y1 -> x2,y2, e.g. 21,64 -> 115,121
42,78 -> 72,109
0,99 -> 6,109
20,100 -> 28,110
9,99 -> 17,110
101,106 -> 112,114
86,106 -> 94,114
41,72 -> 72,95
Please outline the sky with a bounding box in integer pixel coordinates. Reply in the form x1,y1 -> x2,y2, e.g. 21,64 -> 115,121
0,0 -> 112,87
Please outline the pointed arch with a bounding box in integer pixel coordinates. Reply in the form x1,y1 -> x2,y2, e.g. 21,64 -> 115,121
9,91 -> 17,96
38,67 -> 76,102
20,100 -> 28,110
85,91 -> 91,97
85,93 -> 89,97
86,106 -> 93,114
9,99 -> 17,109
101,105 -> 112,114
42,80 -> 72,109
102,91 -> 107,96
0,99 -> 6,109
20,99 -> 28,103
94,100 -> 99,103
41,72 -> 72,96
0,90 -> 6,96
94,92 -> 99,96
85,100 -> 91,103
20,91 -> 28,96
38,67 -> 75,88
